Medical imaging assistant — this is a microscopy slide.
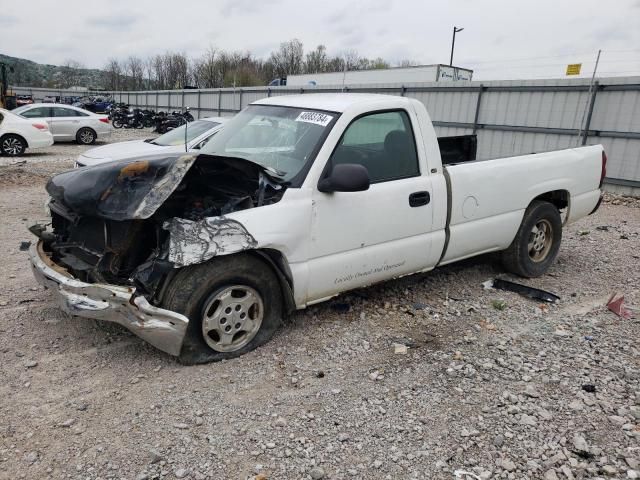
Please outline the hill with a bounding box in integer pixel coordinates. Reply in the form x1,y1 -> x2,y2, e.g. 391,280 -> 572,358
0,53 -> 106,89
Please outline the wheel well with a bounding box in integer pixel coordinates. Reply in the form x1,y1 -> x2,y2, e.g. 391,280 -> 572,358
533,190 -> 569,210
1,133 -> 28,148
249,249 -> 296,315
77,126 -> 96,136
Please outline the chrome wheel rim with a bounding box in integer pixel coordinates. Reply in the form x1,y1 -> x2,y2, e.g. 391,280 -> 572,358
2,138 -> 23,155
79,130 -> 94,144
528,219 -> 553,262
201,285 -> 263,352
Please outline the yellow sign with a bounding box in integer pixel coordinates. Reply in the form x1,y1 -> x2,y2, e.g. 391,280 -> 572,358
566,64 -> 582,75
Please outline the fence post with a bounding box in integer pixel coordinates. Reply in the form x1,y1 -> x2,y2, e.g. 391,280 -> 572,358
218,90 -> 222,116
400,85 -> 406,97
472,84 -> 485,134
197,90 -> 201,119
267,88 -> 271,98
181,89 -> 185,110
238,89 -> 243,112
582,81 -> 599,146
156,91 -> 159,111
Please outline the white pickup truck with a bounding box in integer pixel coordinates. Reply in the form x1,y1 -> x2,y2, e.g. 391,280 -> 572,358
29,93 -> 606,363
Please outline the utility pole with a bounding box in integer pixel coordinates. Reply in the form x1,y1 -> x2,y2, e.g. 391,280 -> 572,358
450,26 -> 464,66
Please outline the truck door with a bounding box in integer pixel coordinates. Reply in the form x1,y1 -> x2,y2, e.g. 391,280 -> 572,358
306,109 -> 436,302
50,107 -> 80,140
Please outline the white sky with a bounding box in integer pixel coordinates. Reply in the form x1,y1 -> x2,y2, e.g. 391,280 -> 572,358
1,0 -> 639,80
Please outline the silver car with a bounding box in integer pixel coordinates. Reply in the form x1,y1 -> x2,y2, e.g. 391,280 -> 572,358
12,103 -> 112,145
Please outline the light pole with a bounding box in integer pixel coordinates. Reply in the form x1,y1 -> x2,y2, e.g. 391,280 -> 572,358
449,26 -> 464,66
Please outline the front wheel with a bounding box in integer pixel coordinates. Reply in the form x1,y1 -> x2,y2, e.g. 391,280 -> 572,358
112,118 -> 123,129
162,254 -> 283,364
501,200 -> 562,278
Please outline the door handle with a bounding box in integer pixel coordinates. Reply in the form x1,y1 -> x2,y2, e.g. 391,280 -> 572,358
409,191 -> 430,207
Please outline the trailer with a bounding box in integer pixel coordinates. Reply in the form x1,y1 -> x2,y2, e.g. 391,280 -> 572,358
283,64 -> 473,87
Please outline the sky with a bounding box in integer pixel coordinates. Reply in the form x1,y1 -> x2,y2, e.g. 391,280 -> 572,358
1,0 -> 639,80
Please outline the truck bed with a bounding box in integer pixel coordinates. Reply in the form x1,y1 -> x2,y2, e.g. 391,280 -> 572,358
439,144 -> 603,265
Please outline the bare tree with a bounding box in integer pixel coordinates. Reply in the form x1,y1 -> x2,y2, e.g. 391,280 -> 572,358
397,59 -> 419,68
125,56 -> 145,90
304,45 -> 329,74
59,59 -> 84,88
269,39 -> 304,77
104,58 -> 123,90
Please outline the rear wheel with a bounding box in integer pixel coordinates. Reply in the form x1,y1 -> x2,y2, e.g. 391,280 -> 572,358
76,127 -> 96,145
163,254 -> 283,364
502,200 -> 562,277
0,134 -> 26,156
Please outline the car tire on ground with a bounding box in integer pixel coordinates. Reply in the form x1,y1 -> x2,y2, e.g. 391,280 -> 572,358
501,200 -> 563,278
0,134 -> 27,156
76,127 -> 96,145
162,253 -> 283,365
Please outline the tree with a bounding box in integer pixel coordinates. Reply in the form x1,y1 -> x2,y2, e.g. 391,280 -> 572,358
304,45 -> 329,74
125,56 -> 144,90
269,39 -> 304,77
59,59 -> 84,88
104,58 -> 122,90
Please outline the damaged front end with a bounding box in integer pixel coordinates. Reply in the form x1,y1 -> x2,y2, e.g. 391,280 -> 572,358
29,153 -> 286,356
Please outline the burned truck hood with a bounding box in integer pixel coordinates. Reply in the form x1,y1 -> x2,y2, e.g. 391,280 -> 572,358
46,153 -> 277,221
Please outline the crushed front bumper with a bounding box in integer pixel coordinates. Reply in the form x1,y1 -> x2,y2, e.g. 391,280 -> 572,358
29,241 -> 188,357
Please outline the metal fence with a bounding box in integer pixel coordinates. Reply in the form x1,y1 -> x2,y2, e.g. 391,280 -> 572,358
12,76 -> 640,194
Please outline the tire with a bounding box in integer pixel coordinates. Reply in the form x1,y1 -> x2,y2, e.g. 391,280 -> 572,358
0,134 -> 27,156
76,127 -> 96,145
501,200 -> 562,278
112,119 -> 123,129
163,254 -> 283,364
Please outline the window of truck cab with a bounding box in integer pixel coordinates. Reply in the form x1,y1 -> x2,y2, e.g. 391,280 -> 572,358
325,109 -> 420,184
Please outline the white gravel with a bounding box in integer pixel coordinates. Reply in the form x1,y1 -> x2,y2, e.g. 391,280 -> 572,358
0,137 -> 638,480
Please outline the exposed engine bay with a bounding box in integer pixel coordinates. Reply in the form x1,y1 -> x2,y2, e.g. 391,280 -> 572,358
32,153 -> 285,301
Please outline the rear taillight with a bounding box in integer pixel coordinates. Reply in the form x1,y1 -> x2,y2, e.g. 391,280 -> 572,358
32,123 -> 48,131
600,150 -> 607,188
99,117 -> 109,124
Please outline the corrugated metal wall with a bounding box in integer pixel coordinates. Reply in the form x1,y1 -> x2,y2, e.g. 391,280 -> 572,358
12,76 -> 640,194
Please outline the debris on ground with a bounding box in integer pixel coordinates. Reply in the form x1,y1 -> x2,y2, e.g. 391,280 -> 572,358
607,293 -> 633,319
487,278 -> 560,303
491,299 -> 507,310
393,343 -> 408,355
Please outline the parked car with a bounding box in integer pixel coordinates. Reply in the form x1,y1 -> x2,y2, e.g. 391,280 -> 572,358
28,94 -> 605,363
0,108 -> 53,156
77,97 -> 113,113
15,95 -> 34,107
12,103 -> 111,144
76,117 -> 227,167
42,95 -> 61,103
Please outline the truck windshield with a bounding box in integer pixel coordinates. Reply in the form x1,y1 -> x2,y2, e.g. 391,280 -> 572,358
199,105 -> 337,182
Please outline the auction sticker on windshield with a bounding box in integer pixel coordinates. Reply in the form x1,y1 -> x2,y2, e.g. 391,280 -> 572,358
295,111 -> 333,127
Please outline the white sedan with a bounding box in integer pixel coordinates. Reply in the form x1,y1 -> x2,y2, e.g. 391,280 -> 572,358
12,103 -> 112,145
76,117 -> 227,167
0,108 -> 54,156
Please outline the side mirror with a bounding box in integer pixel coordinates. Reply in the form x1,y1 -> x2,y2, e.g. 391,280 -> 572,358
318,163 -> 370,193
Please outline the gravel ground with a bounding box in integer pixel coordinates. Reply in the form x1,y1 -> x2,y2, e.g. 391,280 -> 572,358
0,136 -> 638,480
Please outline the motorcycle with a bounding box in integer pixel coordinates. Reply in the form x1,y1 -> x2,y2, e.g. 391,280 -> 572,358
112,108 -> 145,129
153,108 -> 193,134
